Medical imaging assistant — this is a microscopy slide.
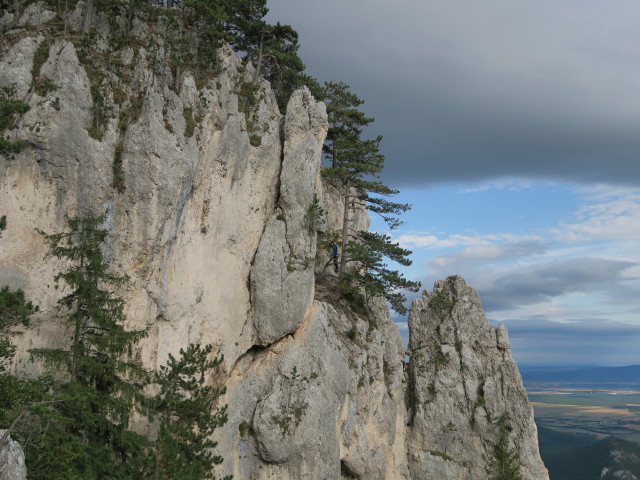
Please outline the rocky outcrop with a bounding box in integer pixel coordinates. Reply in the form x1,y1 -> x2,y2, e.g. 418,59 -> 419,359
250,89 -> 328,345
220,297 -> 408,479
406,276 -> 549,480
0,4 -> 548,479
0,430 -> 27,480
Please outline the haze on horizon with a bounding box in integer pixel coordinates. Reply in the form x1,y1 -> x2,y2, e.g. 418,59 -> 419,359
268,0 -> 640,366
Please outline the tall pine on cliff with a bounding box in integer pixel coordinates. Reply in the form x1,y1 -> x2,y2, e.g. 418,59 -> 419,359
29,212 -> 149,478
321,82 -> 420,314
2,211 -> 230,479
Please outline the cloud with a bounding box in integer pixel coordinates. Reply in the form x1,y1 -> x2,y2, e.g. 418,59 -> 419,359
496,317 -> 640,365
458,180 -> 535,194
476,257 -> 636,311
268,0 -> 640,188
429,241 -> 549,271
396,233 -> 439,249
554,189 -> 640,242
397,231 -> 545,251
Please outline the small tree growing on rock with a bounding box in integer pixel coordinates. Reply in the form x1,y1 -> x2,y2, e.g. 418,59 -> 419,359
145,343 -> 230,480
488,415 -> 523,480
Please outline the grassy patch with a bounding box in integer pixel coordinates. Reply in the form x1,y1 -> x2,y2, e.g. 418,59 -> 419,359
341,289 -> 368,319
31,42 -> 50,79
429,450 -> 454,461
0,87 -> 30,155
238,421 -> 254,438
183,106 -> 195,138
249,133 -> 261,147
112,141 -> 125,193
429,289 -> 453,316
34,77 -> 57,97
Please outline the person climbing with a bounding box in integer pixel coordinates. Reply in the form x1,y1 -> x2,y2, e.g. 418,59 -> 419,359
330,241 -> 339,273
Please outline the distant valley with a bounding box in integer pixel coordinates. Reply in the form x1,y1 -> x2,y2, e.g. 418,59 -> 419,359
522,365 -> 640,479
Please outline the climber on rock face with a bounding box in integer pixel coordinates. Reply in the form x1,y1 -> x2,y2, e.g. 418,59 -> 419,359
330,242 -> 339,272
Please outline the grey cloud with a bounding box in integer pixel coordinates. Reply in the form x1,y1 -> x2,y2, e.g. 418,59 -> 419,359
495,318 -> 640,365
268,0 -> 640,188
478,257 -> 636,311
427,240 -> 549,274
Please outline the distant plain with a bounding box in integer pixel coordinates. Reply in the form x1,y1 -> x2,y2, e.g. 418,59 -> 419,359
523,366 -> 640,443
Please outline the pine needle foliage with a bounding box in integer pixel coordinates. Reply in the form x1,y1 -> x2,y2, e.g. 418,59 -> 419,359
488,415 -> 524,480
146,343 -> 230,480
30,211 -> 149,479
0,86 -> 30,155
0,285 -> 38,372
320,82 -> 420,314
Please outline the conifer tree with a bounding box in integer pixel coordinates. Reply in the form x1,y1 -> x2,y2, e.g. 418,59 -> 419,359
321,83 -> 420,314
30,212 -> 149,478
145,343 -> 230,480
321,81 -> 374,168
0,283 -> 43,433
489,416 -> 523,480
0,240 -> 57,477
0,215 -> 39,393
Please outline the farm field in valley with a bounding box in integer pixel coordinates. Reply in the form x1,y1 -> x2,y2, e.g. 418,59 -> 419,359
526,382 -> 640,443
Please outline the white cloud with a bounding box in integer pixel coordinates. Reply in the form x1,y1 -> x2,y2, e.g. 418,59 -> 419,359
395,233 -> 439,248
431,241 -> 548,268
458,179 -> 536,194
554,188 -> 640,242
396,231 -> 545,250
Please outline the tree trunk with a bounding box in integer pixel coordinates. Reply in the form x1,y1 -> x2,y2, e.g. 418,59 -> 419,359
253,36 -> 264,84
83,0 -> 93,35
126,0 -> 133,39
332,141 -> 337,169
338,184 -> 350,282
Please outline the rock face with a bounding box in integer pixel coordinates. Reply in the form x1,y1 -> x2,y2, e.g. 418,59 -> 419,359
0,4 -> 548,479
0,430 -> 27,480
406,276 -> 549,480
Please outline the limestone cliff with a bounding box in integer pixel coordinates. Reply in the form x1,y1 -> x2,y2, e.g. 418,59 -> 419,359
0,430 -> 27,480
406,276 -> 548,479
0,3 -> 548,479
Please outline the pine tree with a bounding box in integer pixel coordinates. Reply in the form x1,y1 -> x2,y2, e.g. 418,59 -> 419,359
0,286 -> 37,371
321,81 -> 374,169
489,416 -> 524,480
145,343 -> 230,480
30,212 -> 149,478
0,215 -> 41,414
0,283 -> 42,426
321,83 -> 420,314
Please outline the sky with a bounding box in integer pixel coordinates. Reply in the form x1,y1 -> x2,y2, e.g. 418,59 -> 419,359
267,0 -> 640,366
